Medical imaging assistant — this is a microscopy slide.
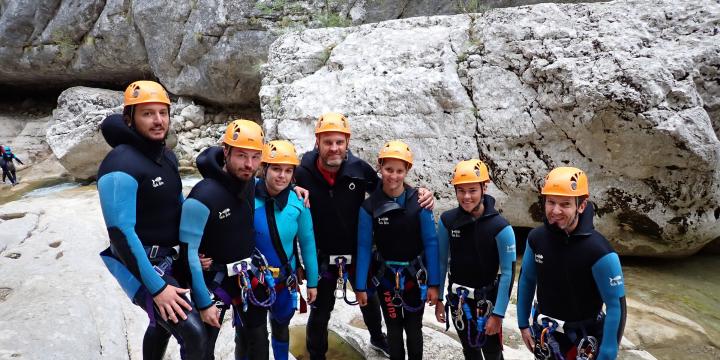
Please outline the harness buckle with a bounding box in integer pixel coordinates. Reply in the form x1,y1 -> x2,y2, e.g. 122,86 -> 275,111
149,245 -> 159,259
152,264 -> 164,277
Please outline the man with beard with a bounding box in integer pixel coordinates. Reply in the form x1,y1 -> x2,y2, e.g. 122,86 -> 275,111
295,112 -> 435,359
98,80 -> 207,359
180,120 -> 309,359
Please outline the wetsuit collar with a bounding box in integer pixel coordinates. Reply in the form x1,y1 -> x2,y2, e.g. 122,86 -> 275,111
370,185 -> 416,218
196,146 -> 253,200
543,201 -> 595,238
299,148 -> 367,186
448,194 -> 500,229
255,178 -> 291,211
101,113 -> 166,163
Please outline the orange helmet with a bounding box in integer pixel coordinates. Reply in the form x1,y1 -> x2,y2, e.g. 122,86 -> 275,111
378,140 -> 413,169
223,119 -> 264,151
451,159 -> 490,185
315,112 -> 351,136
262,140 -> 300,166
541,167 -> 589,197
124,80 -> 171,107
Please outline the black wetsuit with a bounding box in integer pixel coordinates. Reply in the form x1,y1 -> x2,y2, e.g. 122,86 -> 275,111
517,204 -> 627,360
294,148 -> 385,360
179,146 -> 269,360
438,195 -> 517,360
97,114 -> 207,360
356,187 -> 441,360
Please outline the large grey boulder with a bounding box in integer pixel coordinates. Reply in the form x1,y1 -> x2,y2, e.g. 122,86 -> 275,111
46,86 -> 190,181
260,0 -> 720,257
46,87 -> 124,181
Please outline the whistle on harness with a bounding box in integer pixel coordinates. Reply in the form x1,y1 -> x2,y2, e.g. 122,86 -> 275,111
416,268 -> 427,301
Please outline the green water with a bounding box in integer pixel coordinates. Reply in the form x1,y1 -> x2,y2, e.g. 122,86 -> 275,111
289,326 -> 364,360
622,255 -> 720,359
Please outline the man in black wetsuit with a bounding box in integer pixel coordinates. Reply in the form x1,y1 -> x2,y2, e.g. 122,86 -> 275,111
98,80 -> 207,360
295,112 -> 435,359
516,167 -> 626,360
180,119 -> 271,360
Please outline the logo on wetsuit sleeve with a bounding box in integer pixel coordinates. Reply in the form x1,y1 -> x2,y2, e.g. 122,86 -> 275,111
534,253 -> 544,264
219,208 -> 231,219
377,217 -> 389,225
506,244 -> 516,253
151,177 -> 164,188
451,230 -> 461,238
609,275 -> 623,286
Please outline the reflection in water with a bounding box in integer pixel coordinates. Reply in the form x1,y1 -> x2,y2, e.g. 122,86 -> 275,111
289,326 -> 363,360
623,255 -> 720,359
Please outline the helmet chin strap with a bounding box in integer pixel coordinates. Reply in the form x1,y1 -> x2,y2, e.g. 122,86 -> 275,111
471,187 -> 485,214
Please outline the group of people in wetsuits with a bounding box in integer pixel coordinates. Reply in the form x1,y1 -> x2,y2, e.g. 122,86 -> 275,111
98,80 -> 627,360
0,145 -> 23,186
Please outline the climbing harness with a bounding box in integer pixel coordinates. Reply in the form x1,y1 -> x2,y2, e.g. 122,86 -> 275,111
445,283 -> 494,348
371,252 -> 428,312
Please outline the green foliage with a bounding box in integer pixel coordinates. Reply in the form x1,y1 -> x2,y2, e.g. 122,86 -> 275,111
51,30 -> 77,61
317,12 -> 351,28
455,0 -> 491,14
255,0 -> 287,16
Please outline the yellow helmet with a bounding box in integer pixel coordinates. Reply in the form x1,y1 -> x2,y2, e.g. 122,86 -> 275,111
223,119 -> 264,151
262,140 -> 300,166
315,112 -> 351,136
378,140 -> 413,169
451,159 -> 490,185
541,167 -> 589,197
124,80 -> 171,107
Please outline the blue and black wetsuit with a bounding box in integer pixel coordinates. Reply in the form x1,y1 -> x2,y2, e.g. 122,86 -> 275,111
97,114 -> 206,360
2,147 -> 23,184
517,203 -> 626,360
179,146 -> 271,360
294,148 -> 386,358
254,178 -> 319,360
356,186 -> 441,360
438,195 -> 516,360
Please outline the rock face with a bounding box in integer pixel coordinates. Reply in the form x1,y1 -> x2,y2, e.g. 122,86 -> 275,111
260,0 -> 720,257
0,0 -> 601,105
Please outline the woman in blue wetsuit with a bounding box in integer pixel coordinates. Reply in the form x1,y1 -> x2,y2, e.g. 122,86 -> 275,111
253,140 -> 319,360
435,160 -> 517,360
355,140 -> 441,360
